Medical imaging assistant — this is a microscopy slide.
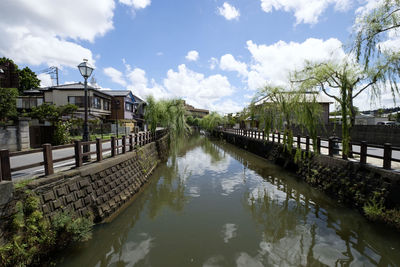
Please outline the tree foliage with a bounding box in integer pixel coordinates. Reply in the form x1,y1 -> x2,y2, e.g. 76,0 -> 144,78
250,85 -> 322,152
144,96 -> 190,140
30,103 -> 77,123
0,57 -> 40,94
18,67 -> 41,93
199,112 -> 225,131
292,58 -> 386,157
0,88 -> 19,122
354,0 -> 400,66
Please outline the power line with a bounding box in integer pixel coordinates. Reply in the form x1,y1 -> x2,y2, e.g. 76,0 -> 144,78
36,66 -> 59,86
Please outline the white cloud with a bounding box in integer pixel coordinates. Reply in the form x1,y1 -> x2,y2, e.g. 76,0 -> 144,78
119,0 -> 151,10
156,52 -> 164,56
127,67 -> 169,99
220,54 -> 248,77
104,61 -> 238,113
218,2 -> 240,21
209,57 -> 219,70
0,0 -> 115,67
164,64 -> 235,109
37,73 -> 53,87
260,0 -> 353,24
246,38 -> 346,89
186,50 -> 199,61
103,67 -> 127,87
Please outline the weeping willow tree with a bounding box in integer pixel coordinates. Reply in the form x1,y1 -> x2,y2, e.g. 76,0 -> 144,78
353,0 -> 400,98
144,96 -> 191,140
250,85 -> 322,153
292,58 -> 386,158
199,112 -> 225,131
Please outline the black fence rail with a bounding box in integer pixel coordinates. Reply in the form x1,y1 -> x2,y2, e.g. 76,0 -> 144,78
0,129 -> 168,182
222,128 -> 400,170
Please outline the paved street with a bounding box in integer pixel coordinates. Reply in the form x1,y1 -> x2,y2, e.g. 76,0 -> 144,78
10,141 -> 114,181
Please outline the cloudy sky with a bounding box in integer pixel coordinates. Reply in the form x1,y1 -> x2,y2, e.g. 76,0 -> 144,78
0,0 -> 398,113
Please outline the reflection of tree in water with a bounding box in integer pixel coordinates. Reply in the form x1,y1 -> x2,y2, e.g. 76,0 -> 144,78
216,140 -> 400,266
201,138 -> 224,164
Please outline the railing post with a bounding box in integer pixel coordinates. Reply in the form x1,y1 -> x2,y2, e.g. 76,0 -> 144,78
297,135 -> 301,149
111,136 -> 116,157
360,141 -> 367,165
258,131 -> 261,139
383,143 -> 392,170
74,140 -> 82,167
306,135 -> 310,152
272,132 -> 275,143
317,136 -> 321,154
262,131 -> 265,140
96,138 -> 102,161
122,135 -> 126,154
129,134 -> 133,151
43,144 -> 54,176
0,149 -> 12,181
328,137 -> 333,157
278,132 -> 281,144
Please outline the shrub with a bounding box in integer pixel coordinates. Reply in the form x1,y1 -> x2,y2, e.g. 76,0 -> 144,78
0,191 -> 93,267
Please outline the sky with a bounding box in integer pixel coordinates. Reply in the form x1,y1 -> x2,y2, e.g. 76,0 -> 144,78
1,0 -> 399,113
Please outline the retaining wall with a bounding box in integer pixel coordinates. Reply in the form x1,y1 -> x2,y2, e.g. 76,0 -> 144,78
215,131 -> 400,212
0,134 -> 169,243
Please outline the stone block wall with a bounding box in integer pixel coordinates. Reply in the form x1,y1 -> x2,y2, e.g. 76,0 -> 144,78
0,133 -> 169,242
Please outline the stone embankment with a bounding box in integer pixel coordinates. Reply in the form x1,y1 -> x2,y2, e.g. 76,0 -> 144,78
214,130 -> 400,227
0,133 -> 169,243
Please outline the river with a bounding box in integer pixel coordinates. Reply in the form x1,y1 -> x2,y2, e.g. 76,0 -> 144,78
57,134 -> 400,266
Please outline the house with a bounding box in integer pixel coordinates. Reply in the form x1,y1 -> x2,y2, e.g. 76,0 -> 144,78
183,101 -> 209,118
26,83 -> 112,120
16,89 -> 44,111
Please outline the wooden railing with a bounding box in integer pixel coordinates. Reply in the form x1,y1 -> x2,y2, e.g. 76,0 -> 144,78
221,128 -> 400,170
0,129 -> 168,182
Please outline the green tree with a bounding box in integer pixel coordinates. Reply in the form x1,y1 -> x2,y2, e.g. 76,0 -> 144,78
0,57 -> 41,94
0,88 -> 19,122
18,66 -> 40,93
144,96 -> 190,140
354,0 -> 400,67
30,104 -> 78,145
353,0 -> 400,98
199,112 -> 224,131
250,85 -> 322,152
292,59 -> 385,157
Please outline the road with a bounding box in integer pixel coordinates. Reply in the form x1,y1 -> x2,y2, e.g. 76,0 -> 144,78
10,141 -> 117,181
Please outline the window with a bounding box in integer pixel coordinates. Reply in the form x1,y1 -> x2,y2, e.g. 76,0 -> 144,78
92,96 -> 101,109
68,96 -> 84,107
103,100 -> 110,111
125,102 -> 133,112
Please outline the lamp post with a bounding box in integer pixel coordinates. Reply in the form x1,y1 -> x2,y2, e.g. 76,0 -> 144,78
77,59 -> 94,159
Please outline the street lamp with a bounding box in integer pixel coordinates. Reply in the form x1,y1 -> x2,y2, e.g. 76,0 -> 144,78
77,59 -> 94,143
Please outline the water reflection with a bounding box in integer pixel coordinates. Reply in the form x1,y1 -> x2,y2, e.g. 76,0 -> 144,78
216,141 -> 400,266
57,135 -> 400,267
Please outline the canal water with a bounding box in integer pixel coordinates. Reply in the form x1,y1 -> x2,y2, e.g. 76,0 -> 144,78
57,135 -> 400,266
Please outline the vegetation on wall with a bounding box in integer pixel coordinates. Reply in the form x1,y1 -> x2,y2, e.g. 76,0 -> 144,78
0,191 -> 93,267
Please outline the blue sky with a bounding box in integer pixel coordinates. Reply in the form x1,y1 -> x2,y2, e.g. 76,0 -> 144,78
1,0 -> 398,113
